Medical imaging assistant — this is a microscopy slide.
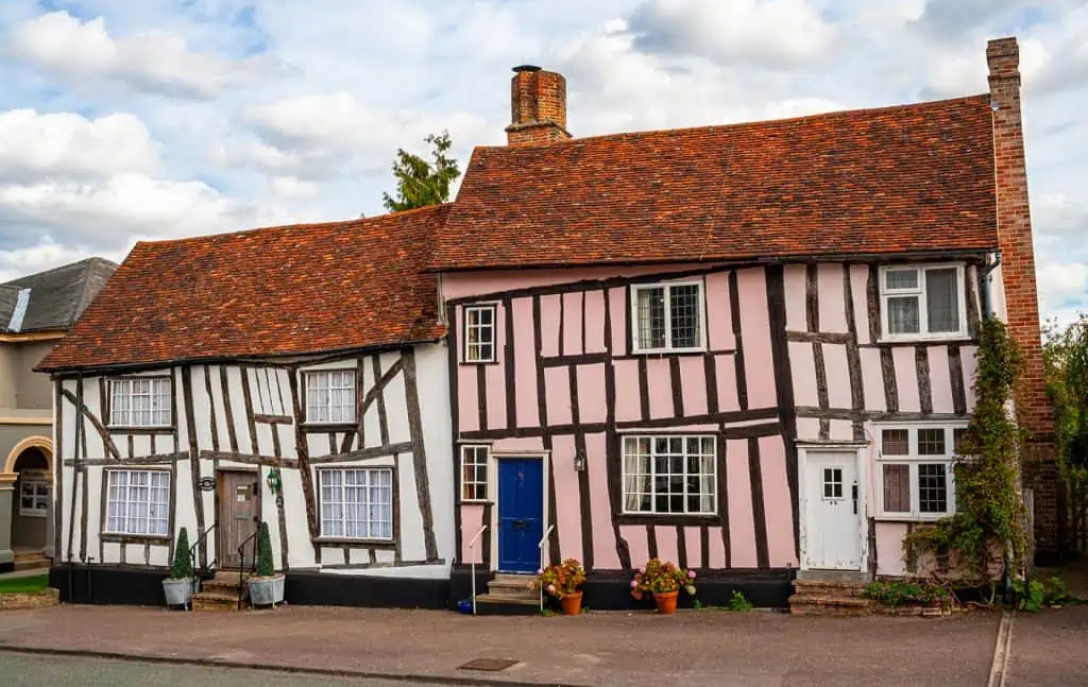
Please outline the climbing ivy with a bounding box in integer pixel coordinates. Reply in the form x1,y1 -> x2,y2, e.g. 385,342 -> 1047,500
904,318 -> 1026,582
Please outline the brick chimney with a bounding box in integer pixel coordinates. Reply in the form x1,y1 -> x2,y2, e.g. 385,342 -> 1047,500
505,65 -> 571,146
988,36 -> 1059,560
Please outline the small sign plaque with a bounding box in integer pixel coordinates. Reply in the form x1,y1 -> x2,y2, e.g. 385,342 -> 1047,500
198,476 -> 215,492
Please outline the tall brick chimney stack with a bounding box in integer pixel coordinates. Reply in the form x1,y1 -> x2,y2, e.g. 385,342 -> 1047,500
988,36 -> 1058,559
505,65 -> 571,146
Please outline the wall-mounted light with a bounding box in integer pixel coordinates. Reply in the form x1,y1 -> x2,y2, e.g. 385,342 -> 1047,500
574,451 -> 587,472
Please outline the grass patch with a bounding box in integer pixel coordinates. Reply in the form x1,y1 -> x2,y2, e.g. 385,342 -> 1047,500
0,574 -> 49,594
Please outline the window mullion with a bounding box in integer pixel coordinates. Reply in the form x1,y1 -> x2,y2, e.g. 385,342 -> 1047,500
663,286 -> 672,351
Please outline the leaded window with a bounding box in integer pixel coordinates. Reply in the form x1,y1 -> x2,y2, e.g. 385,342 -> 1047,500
632,282 -> 704,352
305,370 -> 355,424
319,468 -> 393,540
109,377 -> 172,427
622,436 -> 716,515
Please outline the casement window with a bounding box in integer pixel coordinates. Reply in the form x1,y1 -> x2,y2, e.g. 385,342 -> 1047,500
109,377 -> 172,428
305,370 -> 355,424
631,282 -> 705,353
463,305 -> 496,363
319,468 -> 393,540
880,264 -> 967,341
105,470 -> 170,536
461,445 -> 490,501
19,476 -> 49,517
877,425 -> 967,520
622,436 -> 717,515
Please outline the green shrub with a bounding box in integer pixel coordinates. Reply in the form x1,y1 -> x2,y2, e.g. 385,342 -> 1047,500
729,590 -> 754,612
1012,579 -> 1045,612
255,521 -> 275,577
864,580 -> 950,606
169,528 -> 193,580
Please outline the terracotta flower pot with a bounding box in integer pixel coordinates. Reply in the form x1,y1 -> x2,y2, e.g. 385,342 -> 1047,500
560,591 -> 583,616
654,590 -> 679,615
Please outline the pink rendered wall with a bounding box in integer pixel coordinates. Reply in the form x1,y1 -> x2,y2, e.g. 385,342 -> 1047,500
760,435 -> 798,568
545,367 -> 572,425
493,436 -> 546,452
875,522 -> 909,576
817,263 -> 847,333
678,356 -> 708,416
540,295 -> 561,357
706,271 -> 735,350
585,432 -> 620,569
655,526 -> 679,565
860,348 -> 886,413
715,355 -> 740,412
576,364 -> 607,424
784,264 -> 807,331
562,291 -> 583,356
584,290 -> 607,353
927,346 -> 954,414
621,526 -> 650,569
608,287 -> 627,356
442,263 -> 728,301
646,358 -> 673,419
512,298 -> 540,427
789,342 -> 819,407
737,268 -> 776,408
551,435 -> 583,561
485,304 -> 507,430
460,505 -> 485,564
823,344 -> 851,409
962,345 -> 979,408
684,527 -> 703,568
612,359 -> 642,422
849,265 -> 870,345
726,438 -> 758,568
893,346 -> 920,412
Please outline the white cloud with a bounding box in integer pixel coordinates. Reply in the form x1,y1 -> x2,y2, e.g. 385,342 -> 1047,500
0,237 -> 116,284
627,0 -> 835,68
6,11 -> 282,99
0,109 -> 156,182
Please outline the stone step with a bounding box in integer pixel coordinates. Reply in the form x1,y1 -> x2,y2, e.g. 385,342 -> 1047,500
788,595 -> 873,618
14,557 -> 49,572
791,582 -> 868,600
192,594 -> 249,612
476,593 -> 539,606
491,573 -> 536,586
487,580 -> 537,599
13,549 -> 46,562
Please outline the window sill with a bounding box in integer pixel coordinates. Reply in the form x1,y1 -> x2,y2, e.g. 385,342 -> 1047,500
618,513 -> 721,526
874,515 -> 954,523
19,511 -> 48,518
461,359 -> 499,366
630,347 -> 707,357
314,537 -> 396,548
302,422 -> 358,433
458,499 -> 493,506
107,426 -> 174,434
874,335 -> 973,346
101,533 -> 171,543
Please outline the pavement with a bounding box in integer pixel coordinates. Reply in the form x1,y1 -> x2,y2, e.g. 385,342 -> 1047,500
0,604 -> 1005,686
0,568 -> 49,581
1004,605 -> 1088,686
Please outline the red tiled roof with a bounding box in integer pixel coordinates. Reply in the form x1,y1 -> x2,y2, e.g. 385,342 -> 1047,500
39,205 -> 450,372
431,95 -> 997,270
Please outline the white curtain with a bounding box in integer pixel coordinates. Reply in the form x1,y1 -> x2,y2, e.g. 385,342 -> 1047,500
623,438 -> 650,512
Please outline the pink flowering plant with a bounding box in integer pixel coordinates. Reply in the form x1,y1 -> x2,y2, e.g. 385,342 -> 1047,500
630,558 -> 697,600
534,558 -> 586,600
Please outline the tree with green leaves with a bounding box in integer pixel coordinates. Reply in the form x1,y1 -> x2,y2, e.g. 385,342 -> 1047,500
1044,314 -> 1088,478
381,131 -> 460,212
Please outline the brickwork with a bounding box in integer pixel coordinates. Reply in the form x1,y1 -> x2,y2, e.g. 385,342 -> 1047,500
0,586 -> 59,611
506,66 -> 571,145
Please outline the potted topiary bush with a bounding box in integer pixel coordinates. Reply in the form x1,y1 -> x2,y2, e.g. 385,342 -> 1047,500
535,558 -> 587,615
162,527 -> 194,609
247,521 -> 285,607
630,558 -> 697,614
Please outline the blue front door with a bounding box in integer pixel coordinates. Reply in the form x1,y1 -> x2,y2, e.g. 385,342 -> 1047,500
497,458 -> 544,573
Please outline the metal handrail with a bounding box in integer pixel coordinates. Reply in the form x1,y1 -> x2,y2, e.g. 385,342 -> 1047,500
189,522 -> 218,609
537,525 -> 555,613
236,525 -> 259,611
468,525 -> 488,616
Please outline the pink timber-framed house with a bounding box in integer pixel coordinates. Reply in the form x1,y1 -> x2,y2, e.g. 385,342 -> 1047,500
436,36 -> 1053,609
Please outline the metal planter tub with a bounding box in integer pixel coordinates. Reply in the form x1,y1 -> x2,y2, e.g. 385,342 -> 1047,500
162,578 -> 194,609
248,575 -> 285,607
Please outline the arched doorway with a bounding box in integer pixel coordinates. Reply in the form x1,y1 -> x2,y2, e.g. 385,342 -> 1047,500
3,436 -> 53,567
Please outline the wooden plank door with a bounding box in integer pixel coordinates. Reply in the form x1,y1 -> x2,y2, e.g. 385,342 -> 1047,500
219,471 -> 260,568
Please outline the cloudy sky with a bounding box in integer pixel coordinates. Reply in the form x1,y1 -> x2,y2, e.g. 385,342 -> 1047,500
0,0 -> 1085,323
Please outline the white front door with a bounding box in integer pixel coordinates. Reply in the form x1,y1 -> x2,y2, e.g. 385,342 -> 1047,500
805,451 -> 862,571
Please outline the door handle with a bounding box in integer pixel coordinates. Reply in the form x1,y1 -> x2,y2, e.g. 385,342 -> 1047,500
852,483 -> 858,515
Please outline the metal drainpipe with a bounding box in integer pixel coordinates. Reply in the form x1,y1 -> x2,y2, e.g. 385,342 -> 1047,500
982,251 -> 1002,318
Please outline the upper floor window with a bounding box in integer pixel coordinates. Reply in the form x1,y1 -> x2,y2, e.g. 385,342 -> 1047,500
880,264 -> 966,341
464,305 -> 496,363
305,370 -> 355,424
632,282 -> 705,353
876,424 -> 967,520
109,377 -> 172,428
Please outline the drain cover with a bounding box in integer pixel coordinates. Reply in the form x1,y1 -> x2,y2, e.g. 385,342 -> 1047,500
459,658 -> 520,672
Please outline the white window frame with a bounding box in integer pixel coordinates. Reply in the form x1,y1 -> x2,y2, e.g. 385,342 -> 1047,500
317,467 -> 394,541
303,369 -> 356,425
18,476 -> 49,517
630,281 -> 707,354
620,435 -> 718,516
875,423 -> 966,521
463,304 -> 497,363
460,445 -> 490,502
103,469 -> 171,537
108,376 -> 173,428
879,263 -> 968,342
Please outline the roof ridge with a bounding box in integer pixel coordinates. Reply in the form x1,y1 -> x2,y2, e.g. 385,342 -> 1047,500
470,93 -> 991,152
139,203 -> 453,249
0,256 -> 113,286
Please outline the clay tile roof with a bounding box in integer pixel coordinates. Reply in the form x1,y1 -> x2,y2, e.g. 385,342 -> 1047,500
430,95 -> 997,271
38,205 -> 450,373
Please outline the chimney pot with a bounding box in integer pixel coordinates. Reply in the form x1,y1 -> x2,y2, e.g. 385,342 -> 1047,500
513,65 -> 542,73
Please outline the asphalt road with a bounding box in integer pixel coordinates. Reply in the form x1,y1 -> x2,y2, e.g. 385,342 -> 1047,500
0,652 -> 466,687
